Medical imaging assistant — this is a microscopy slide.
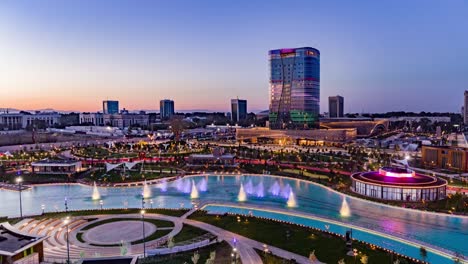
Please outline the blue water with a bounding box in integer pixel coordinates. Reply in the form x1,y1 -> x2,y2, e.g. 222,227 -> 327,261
0,175 -> 466,263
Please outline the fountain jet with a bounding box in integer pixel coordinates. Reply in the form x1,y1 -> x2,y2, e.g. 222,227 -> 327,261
340,196 -> 351,217
158,180 -> 168,192
245,179 -> 254,194
269,180 -> 280,196
92,182 -> 101,200
286,189 -> 297,207
190,180 -> 199,199
238,182 -> 247,202
197,178 -> 208,192
143,180 -> 152,198
255,181 -> 264,197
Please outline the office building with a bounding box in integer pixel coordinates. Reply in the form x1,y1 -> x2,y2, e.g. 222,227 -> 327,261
160,99 -> 175,120
329,95 -> 344,118
464,91 -> 468,125
269,47 -> 320,129
79,112 -> 104,126
103,100 -> 119,114
231,98 -> 247,123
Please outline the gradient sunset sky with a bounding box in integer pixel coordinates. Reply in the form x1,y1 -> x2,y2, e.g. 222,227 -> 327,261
0,0 -> 467,113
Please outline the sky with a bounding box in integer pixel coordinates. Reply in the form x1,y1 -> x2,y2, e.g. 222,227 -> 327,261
0,0 -> 467,113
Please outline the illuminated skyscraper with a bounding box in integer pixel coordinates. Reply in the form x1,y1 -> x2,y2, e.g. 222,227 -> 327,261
269,47 -> 320,129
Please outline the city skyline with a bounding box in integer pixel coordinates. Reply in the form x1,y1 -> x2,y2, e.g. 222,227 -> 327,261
1,0 -> 467,113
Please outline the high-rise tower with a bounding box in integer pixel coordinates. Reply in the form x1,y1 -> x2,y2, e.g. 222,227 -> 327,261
269,47 -> 320,129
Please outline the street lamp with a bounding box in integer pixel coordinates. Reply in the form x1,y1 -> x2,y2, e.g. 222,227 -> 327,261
99,200 -> 103,210
41,204 -> 45,214
141,210 -> 146,258
16,177 -> 23,218
64,197 -> 68,212
150,199 -> 153,209
64,216 -> 71,264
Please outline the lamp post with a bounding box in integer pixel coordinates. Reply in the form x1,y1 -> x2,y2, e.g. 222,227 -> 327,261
41,204 -> 45,214
150,199 -> 153,209
64,197 -> 68,212
16,177 -> 23,218
64,216 -> 71,264
141,210 -> 146,258
99,200 -> 103,210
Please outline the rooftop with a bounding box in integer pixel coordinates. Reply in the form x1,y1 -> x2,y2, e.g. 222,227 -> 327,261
31,159 -> 81,165
0,223 -> 45,256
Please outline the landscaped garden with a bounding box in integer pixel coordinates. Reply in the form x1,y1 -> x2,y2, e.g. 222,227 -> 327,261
189,211 -> 420,264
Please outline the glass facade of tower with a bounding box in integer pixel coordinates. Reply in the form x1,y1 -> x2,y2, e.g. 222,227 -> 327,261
103,100 -> 119,114
269,47 -> 320,129
231,99 -> 247,123
160,99 -> 175,120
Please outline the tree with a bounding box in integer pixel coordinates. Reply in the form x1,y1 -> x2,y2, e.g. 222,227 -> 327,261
191,251 -> 200,264
360,254 -> 368,264
419,247 -> 427,262
205,251 -> 216,264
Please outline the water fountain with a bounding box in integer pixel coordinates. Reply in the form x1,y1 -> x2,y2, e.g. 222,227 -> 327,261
269,180 -> 280,196
142,180 -> 152,198
158,180 -> 168,192
340,196 -> 351,217
255,181 -> 264,197
183,179 -> 192,193
238,182 -> 247,202
286,189 -> 297,207
281,184 -> 292,199
245,179 -> 254,194
197,178 -> 208,192
190,180 -> 199,199
174,179 -> 184,192
92,182 -> 101,200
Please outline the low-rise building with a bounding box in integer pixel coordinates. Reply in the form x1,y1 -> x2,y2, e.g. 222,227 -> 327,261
103,113 -> 149,129
0,222 -> 46,264
31,159 -> 83,175
79,113 -> 104,126
421,145 -> 468,172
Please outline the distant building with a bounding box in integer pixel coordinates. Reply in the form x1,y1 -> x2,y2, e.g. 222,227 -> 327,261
328,95 -> 344,118
160,99 -> 175,120
79,112 -> 104,126
231,99 -> 247,123
269,47 -> 320,129
422,145 -> 468,172
103,100 -> 119,114
464,91 -> 468,125
0,111 -> 60,130
103,113 -> 149,129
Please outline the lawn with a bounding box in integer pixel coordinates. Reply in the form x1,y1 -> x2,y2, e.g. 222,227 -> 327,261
81,217 -> 174,231
5,208 -> 190,224
139,241 -> 236,264
172,224 -> 208,243
189,211 -> 418,264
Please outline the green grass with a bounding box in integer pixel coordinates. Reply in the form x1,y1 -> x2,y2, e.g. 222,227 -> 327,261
172,224 -> 208,243
282,169 -> 329,179
81,217 -> 174,231
189,211 -> 418,264
5,208 -> 189,224
131,229 -> 172,245
76,232 -> 85,243
139,241 -> 234,264
255,249 -> 296,264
